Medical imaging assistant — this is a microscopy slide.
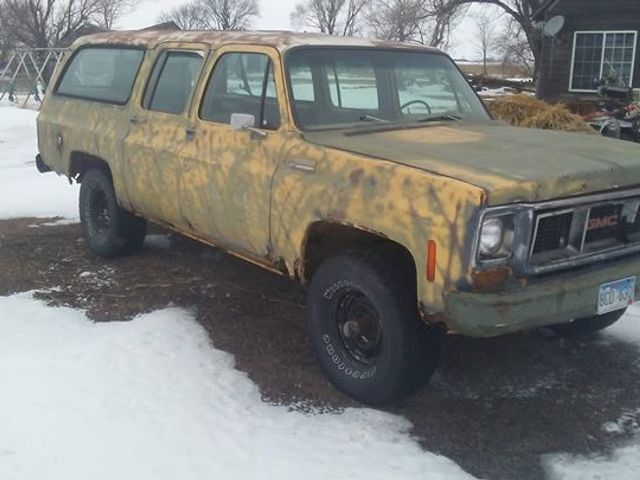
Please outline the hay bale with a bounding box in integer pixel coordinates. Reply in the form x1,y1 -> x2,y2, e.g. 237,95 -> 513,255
486,94 -> 595,134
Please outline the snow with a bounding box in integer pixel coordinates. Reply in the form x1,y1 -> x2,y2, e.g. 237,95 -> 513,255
606,304 -> 640,346
0,101 -> 79,220
0,293 -> 475,480
544,445 -> 640,480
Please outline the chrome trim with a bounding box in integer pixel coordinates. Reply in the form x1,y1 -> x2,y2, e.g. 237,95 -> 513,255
473,187 -> 640,276
527,187 -> 640,211
529,243 -> 640,275
528,193 -> 640,274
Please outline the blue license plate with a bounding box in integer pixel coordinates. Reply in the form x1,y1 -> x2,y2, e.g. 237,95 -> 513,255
598,276 -> 636,315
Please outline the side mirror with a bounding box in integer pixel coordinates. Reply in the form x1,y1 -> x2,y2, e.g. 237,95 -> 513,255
230,113 -> 256,130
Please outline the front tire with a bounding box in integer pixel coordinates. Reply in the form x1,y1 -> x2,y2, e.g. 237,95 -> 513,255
79,168 -> 147,258
542,309 -> 626,337
307,248 -> 442,405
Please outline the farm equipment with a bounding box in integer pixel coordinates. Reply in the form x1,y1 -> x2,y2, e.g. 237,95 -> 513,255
583,86 -> 640,142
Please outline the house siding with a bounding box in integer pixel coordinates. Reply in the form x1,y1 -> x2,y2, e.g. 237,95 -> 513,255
537,0 -> 640,102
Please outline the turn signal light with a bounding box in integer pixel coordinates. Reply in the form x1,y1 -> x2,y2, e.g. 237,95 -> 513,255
427,240 -> 437,282
472,267 -> 511,290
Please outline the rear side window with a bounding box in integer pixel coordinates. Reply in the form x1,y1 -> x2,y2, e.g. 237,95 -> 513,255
56,47 -> 144,104
143,51 -> 205,115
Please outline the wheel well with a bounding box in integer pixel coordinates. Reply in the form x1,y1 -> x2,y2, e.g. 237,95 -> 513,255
69,152 -> 112,182
302,222 -> 417,284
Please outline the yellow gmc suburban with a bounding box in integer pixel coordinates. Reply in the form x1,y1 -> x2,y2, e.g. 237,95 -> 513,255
37,31 -> 640,404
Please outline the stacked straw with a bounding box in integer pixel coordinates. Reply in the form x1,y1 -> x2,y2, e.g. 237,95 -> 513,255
485,95 -> 595,134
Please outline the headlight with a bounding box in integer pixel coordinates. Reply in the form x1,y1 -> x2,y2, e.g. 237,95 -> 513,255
479,217 -> 504,256
478,214 -> 515,261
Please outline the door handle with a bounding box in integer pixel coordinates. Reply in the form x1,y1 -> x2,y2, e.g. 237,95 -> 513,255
130,116 -> 147,125
242,125 -> 268,140
289,159 -> 316,173
185,128 -> 197,141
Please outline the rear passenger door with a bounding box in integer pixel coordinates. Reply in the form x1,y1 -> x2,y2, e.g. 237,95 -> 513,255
123,44 -> 207,228
180,46 -> 288,258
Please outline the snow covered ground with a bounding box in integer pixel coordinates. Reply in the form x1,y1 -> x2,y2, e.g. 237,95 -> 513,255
2,102 -> 640,479
0,101 -> 78,220
0,294 -> 475,480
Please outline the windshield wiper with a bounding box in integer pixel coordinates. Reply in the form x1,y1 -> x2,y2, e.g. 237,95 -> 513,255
417,114 -> 462,123
359,114 -> 390,124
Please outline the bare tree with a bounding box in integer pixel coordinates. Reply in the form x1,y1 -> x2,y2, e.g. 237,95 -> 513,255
290,0 -> 365,36
1,0 -> 132,49
474,8 -> 500,76
496,18 -> 534,77
94,0 -> 134,30
159,2 -> 209,30
365,0 -> 465,47
0,2 -> 16,64
448,0 -> 544,77
205,0 -> 258,30
160,0 -> 259,31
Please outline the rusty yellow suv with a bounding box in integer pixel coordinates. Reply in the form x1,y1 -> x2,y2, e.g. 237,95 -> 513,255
37,31 -> 640,404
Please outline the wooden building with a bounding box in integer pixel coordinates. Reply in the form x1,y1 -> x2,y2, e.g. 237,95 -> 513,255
536,0 -> 640,104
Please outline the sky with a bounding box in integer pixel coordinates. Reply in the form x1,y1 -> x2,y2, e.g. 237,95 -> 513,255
118,0 -> 481,59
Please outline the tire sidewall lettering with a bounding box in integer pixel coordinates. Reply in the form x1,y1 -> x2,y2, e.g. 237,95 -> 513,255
323,279 -> 360,301
322,331 -> 377,381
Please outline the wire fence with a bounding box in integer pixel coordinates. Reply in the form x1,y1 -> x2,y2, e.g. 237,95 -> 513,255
0,48 -> 67,108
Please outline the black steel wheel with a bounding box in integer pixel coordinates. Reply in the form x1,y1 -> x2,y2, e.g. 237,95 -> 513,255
307,247 -> 442,405
79,168 -> 147,258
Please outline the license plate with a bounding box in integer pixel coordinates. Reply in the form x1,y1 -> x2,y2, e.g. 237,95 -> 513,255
597,276 -> 636,314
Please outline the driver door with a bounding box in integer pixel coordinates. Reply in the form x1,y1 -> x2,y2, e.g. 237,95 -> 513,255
180,46 -> 289,259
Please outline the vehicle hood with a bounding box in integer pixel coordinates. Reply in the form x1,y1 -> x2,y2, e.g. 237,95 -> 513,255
303,122 -> 640,206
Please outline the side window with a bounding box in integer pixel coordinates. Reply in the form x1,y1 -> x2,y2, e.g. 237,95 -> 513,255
144,51 -> 204,115
55,47 -> 144,104
200,52 -> 281,130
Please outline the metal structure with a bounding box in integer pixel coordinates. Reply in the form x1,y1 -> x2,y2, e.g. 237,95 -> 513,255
0,48 -> 66,107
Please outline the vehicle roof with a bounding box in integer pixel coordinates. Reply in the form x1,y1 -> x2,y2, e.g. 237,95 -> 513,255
73,30 -> 443,54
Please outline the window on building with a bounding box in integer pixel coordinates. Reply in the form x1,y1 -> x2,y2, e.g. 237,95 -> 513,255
55,47 -> 144,104
570,31 -> 637,92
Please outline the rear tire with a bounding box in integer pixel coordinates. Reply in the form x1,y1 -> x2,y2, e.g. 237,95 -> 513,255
542,309 -> 626,337
79,169 -> 147,258
307,247 -> 442,405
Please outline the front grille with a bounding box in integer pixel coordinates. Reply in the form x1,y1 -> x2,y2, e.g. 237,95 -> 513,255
533,212 -> 573,254
584,204 -> 624,245
529,195 -> 640,270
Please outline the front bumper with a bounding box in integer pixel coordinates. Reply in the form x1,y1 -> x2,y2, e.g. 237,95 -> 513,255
445,255 -> 640,337
36,154 -> 51,173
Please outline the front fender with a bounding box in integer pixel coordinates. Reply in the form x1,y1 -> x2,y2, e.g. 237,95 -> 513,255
269,139 -> 485,312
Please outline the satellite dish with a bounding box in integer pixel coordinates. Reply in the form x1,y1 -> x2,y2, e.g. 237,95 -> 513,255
543,15 -> 565,37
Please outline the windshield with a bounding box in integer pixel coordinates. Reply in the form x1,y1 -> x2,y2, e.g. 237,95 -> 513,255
286,48 -> 489,130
